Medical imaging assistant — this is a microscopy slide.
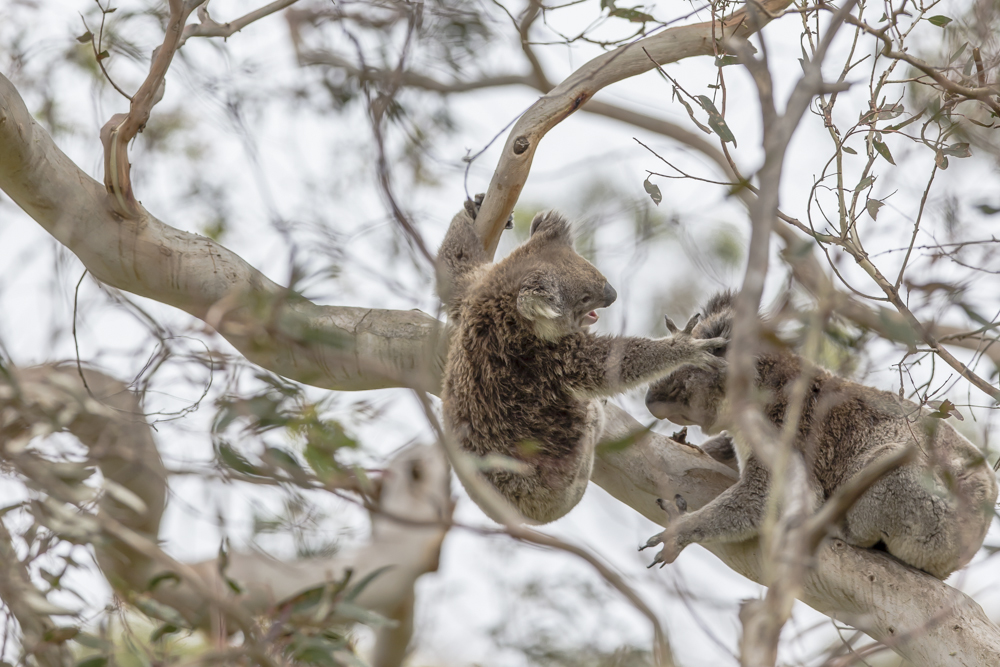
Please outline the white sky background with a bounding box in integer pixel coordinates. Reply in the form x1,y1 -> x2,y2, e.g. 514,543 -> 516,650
0,0 -> 999,665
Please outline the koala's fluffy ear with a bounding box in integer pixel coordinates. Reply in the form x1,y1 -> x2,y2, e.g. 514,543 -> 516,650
517,270 -> 562,321
528,211 -> 572,245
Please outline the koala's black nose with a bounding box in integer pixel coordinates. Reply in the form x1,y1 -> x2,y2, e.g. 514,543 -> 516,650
603,282 -> 617,307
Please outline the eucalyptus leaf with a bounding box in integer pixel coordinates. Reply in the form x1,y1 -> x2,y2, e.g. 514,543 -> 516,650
941,142 -> 971,157
643,176 -> 662,206
695,95 -> 736,144
872,139 -> 895,165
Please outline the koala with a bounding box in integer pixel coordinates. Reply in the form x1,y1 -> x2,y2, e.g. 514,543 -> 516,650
437,201 -> 725,524
642,291 -> 998,579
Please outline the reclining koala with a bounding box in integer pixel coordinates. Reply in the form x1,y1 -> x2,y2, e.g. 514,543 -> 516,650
437,201 -> 725,524
643,291 -> 998,579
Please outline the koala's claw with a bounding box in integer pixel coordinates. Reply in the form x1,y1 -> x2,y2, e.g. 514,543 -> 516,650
698,336 -> 728,352
641,532 -> 664,551
467,193 -> 514,229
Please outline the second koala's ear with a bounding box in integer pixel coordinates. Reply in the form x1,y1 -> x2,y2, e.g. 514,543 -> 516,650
528,211 -> 572,245
517,270 -> 562,321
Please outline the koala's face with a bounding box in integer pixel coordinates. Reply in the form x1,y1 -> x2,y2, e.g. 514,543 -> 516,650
514,212 -> 617,341
645,293 -> 734,432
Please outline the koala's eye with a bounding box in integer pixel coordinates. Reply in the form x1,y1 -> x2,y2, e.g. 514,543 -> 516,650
711,344 -> 728,358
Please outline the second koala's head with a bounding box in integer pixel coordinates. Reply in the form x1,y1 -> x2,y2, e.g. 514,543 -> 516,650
644,291 -> 734,431
505,211 -> 617,342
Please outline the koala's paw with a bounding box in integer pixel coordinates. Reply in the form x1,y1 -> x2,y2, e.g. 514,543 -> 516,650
465,193 -> 514,229
690,337 -> 726,370
663,333 -> 726,371
639,527 -> 684,568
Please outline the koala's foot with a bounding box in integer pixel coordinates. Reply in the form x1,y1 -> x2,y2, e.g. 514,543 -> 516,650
640,528 -> 683,567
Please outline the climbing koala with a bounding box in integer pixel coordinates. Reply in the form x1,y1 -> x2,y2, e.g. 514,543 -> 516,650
642,291 -> 998,579
437,201 -> 725,524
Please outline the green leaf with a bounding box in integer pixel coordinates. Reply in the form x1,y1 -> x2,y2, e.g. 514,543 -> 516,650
333,601 -> 396,628
76,31 -> 93,44
976,203 -> 1000,215
43,626 -> 79,643
696,95 -> 736,144
866,199 -> 884,220
714,55 -> 739,67
872,139 -> 895,165
928,399 -> 964,421
263,446 -> 304,474
643,176 -> 662,206
97,50 -> 109,61
928,15 -> 952,27
878,310 -> 917,347
77,658 -> 108,667
842,145 -> 857,155
72,633 -> 110,651
856,175 -> 875,190
131,596 -> 188,627
216,443 -> 261,476
146,572 -> 181,591
941,142 -> 971,157
959,304 -> 996,326
950,42 -> 969,63
149,624 -> 180,642
344,565 -> 394,602
609,7 -> 654,22
935,152 -> 949,170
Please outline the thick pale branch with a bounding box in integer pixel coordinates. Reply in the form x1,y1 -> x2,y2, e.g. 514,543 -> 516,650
593,407 -> 1000,666
473,0 -> 796,256
0,73 -> 445,392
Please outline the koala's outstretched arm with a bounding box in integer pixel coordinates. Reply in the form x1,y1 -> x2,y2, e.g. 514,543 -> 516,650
643,457 -> 770,565
567,330 -> 725,397
436,205 -> 491,316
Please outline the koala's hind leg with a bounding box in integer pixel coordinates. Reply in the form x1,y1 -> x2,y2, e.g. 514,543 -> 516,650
843,463 -> 992,579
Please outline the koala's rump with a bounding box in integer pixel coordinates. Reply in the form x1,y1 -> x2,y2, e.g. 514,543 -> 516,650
797,379 -> 997,577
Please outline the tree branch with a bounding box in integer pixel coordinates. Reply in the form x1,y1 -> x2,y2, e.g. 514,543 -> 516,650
473,0 -> 797,256
178,0 -> 301,48
2,364 -> 450,667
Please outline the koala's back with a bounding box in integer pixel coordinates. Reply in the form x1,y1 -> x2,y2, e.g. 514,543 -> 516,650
443,277 -> 599,523
770,362 -> 997,577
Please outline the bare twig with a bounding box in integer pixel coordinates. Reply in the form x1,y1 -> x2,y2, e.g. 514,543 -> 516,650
178,0 -> 300,48
99,0 -> 205,216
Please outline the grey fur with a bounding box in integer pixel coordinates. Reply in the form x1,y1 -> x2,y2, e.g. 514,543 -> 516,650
643,292 -> 998,579
437,203 -> 725,523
